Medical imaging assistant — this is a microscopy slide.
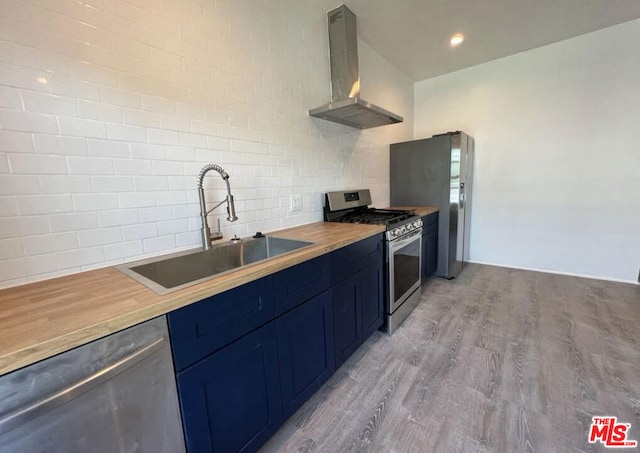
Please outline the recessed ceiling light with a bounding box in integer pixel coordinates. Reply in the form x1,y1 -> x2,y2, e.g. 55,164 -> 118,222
450,33 -> 464,47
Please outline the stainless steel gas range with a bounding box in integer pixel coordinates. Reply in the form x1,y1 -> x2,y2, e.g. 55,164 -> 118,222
324,189 -> 423,334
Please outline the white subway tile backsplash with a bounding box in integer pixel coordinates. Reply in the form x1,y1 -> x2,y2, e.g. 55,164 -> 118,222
87,139 -> 131,158
77,100 -> 123,123
155,190 -> 186,206
67,157 -> 114,175
0,197 -> 18,216
92,176 -> 135,192
72,193 -> 119,211
0,109 -> 59,134
141,95 -> 176,114
0,40 -> 71,75
0,155 -> 9,174
0,175 -> 40,195
49,74 -> 102,101
0,0 -> 412,288
99,209 -> 139,227
23,232 -> 79,255
21,90 -> 78,116
55,246 -> 105,270
39,175 -> 92,194
158,219 -> 187,235
164,146 -> 194,161
18,195 -> 73,215
59,117 -> 107,139
49,212 -> 100,232
147,127 -> 180,145
123,108 -> 162,128
143,234 -> 176,254
0,86 -> 22,109
134,176 -> 169,191
138,206 -> 173,223
122,222 -> 158,241
103,240 -> 144,261
77,227 -> 122,247
33,134 -> 86,157
70,60 -> 119,87
175,230 -> 199,247
106,123 -> 147,142
0,238 -> 24,260
0,62 -> 50,93
0,255 -> 57,282
9,154 -> 68,175
114,158 -> 152,175
0,16 -> 41,49
118,191 -> 156,209
0,131 -> 34,154
151,160 -> 183,176
178,132 -> 208,147
100,86 -> 142,109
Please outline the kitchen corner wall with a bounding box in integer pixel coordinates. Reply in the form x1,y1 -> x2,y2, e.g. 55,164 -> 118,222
0,0 -> 413,288
414,19 -> 640,283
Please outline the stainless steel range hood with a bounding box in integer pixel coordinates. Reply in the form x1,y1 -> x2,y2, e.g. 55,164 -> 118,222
309,5 -> 403,130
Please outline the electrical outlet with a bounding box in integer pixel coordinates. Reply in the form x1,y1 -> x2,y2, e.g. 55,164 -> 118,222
290,194 -> 302,212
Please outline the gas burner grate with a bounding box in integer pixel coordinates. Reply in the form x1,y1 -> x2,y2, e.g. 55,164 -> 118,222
334,210 -> 414,226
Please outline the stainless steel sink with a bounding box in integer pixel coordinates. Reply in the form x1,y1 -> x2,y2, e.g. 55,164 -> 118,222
117,236 -> 314,294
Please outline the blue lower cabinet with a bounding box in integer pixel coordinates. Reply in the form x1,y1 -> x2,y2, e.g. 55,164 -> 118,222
332,272 -> 363,369
361,259 -> 384,340
176,322 -> 283,453
276,291 -> 334,419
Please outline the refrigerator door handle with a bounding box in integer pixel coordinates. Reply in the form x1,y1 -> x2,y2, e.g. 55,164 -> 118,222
459,183 -> 465,209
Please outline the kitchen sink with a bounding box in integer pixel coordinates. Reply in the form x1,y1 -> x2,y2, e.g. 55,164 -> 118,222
117,236 -> 314,294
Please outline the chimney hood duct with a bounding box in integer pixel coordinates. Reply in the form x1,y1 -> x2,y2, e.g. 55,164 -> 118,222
309,5 -> 403,129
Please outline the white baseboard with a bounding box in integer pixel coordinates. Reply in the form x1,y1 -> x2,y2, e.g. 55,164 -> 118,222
466,260 -> 638,286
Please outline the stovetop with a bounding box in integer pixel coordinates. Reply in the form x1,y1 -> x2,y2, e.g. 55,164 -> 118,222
327,208 -> 415,227
323,190 -> 422,240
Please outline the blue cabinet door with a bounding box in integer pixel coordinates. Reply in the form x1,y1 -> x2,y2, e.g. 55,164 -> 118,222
176,322 -> 283,453
422,213 -> 439,278
361,258 -> 383,340
276,291 -> 334,419
332,272 -> 362,369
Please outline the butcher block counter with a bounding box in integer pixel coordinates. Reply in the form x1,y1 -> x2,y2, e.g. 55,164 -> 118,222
0,222 -> 384,376
386,206 -> 439,217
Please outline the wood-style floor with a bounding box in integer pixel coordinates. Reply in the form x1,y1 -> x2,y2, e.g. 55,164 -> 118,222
260,264 -> 640,453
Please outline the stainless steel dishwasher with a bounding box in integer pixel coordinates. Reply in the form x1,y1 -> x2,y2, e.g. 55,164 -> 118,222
0,315 -> 185,453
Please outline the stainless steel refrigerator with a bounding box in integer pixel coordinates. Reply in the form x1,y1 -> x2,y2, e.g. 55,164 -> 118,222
390,131 -> 474,278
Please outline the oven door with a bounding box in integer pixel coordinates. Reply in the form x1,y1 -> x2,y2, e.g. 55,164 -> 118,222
387,229 -> 422,314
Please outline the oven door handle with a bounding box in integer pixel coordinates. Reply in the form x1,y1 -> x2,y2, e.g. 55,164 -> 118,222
389,229 -> 422,250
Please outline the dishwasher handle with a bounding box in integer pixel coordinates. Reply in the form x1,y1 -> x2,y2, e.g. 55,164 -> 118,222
0,337 -> 165,435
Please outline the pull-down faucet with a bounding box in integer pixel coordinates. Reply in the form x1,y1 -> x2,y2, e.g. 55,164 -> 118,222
197,164 -> 238,250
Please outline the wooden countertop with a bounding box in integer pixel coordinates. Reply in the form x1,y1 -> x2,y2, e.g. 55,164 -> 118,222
385,206 -> 439,217
0,222 -> 384,376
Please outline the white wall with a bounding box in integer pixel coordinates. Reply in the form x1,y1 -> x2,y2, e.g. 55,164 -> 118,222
0,0 -> 413,288
414,19 -> 640,283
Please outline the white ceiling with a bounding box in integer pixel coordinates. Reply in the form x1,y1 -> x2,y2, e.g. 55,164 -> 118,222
345,0 -> 640,81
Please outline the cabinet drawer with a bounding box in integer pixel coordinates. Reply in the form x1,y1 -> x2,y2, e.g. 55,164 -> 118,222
273,254 -> 331,314
331,234 -> 383,284
168,276 -> 275,371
